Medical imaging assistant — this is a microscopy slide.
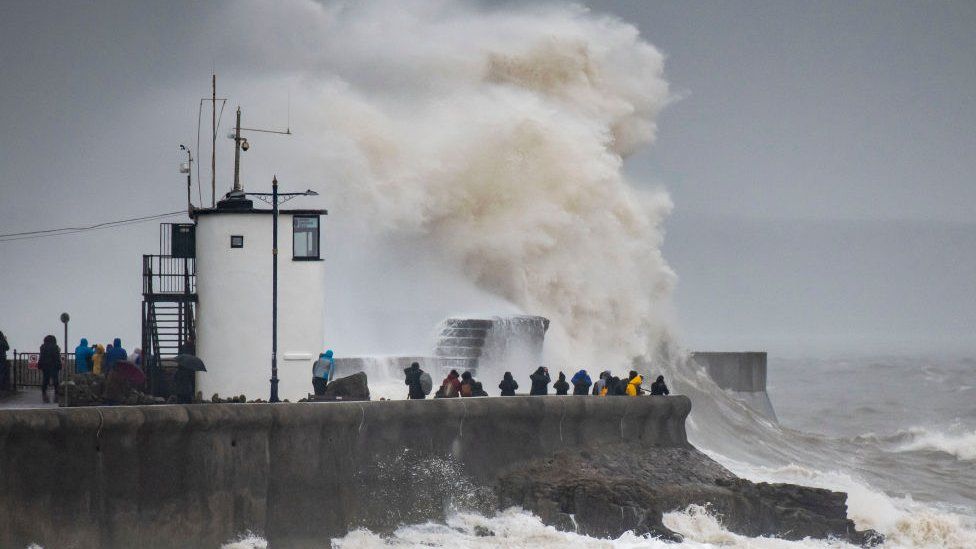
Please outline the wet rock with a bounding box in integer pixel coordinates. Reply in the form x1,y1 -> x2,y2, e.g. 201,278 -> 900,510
496,445 -> 881,546
320,372 -> 370,401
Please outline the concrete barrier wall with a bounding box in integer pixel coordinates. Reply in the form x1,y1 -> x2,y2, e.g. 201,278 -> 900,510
0,396 -> 690,549
691,352 -> 777,421
691,352 -> 767,392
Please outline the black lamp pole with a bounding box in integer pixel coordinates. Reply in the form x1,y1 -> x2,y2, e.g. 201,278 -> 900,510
244,177 -> 317,403
270,177 -> 279,402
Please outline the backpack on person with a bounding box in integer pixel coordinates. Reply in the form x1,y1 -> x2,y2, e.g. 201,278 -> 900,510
419,371 -> 433,395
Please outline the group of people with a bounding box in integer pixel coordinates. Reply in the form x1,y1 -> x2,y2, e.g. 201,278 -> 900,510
32,336 -> 136,402
403,363 -> 670,400
0,331 -> 205,404
72,337 -> 137,376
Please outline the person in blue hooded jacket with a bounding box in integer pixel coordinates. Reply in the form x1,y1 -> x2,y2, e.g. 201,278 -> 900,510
311,349 -> 335,396
571,369 -> 592,395
74,338 -> 94,374
103,338 -> 127,374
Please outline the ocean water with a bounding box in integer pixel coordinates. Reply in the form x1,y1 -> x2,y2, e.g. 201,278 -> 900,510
222,355 -> 976,548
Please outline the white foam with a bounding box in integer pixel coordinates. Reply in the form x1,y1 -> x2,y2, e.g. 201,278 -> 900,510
663,504 -> 858,548
892,428 -> 976,462
700,452 -> 976,548
330,508 -> 680,548
222,506 -> 891,548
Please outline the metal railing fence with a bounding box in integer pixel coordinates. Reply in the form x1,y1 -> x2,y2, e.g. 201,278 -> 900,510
8,351 -> 78,388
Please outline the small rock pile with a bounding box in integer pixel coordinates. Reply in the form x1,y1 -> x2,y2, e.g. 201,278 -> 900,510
60,373 -> 166,406
207,393 -> 274,404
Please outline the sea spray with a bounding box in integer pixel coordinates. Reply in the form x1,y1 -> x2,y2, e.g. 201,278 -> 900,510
265,0 -> 677,367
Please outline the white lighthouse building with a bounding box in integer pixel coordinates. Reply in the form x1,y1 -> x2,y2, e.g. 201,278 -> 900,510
141,94 -> 326,402
191,191 -> 326,402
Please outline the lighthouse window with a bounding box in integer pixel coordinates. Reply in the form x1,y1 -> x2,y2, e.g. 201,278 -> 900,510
230,235 -> 244,248
293,216 -> 320,260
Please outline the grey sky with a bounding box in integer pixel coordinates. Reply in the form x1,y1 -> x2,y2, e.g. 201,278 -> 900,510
1,1 -> 973,357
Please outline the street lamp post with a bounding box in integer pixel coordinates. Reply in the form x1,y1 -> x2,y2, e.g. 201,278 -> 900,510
60,312 -> 69,407
244,177 -> 317,402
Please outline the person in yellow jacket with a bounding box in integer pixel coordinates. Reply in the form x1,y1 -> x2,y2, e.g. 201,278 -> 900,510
625,371 -> 643,396
92,344 -> 106,375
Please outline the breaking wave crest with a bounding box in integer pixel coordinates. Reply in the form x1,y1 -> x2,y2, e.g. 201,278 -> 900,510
852,427 -> 976,461
703,454 -> 976,549
889,428 -> 976,462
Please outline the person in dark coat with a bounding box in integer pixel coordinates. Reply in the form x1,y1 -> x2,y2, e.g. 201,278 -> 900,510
0,331 -> 10,392
173,366 -> 195,404
459,370 -> 476,397
404,361 -> 426,400
592,370 -> 611,395
178,336 -> 196,356
553,371 -> 570,395
650,375 -> 670,396
571,369 -> 592,395
103,338 -> 127,374
529,366 -> 551,396
435,370 -> 461,398
616,376 -> 630,396
471,381 -> 488,397
38,335 -> 62,402
170,336 -> 197,402
498,372 -> 518,396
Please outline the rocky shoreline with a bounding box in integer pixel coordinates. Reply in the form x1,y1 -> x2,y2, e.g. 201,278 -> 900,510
495,444 -> 882,545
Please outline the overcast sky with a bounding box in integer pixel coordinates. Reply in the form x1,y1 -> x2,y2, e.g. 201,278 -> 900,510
1,1 -> 973,358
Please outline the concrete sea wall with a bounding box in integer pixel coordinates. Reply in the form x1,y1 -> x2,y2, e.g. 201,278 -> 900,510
0,396 -> 690,549
691,352 -> 777,421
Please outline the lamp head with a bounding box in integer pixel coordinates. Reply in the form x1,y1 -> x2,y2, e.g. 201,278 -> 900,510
304,190 -> 318,196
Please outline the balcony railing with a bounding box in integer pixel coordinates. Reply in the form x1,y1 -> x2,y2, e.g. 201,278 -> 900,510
143,255 -> 196,296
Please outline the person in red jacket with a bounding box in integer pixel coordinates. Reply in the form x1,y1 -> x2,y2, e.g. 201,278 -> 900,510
435,369 -> 462,398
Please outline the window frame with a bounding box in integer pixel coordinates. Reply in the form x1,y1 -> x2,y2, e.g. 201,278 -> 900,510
292,215 -> 321,261
230,235 -> 244,249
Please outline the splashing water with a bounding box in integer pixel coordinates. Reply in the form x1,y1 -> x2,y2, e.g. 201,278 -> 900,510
280,0 -> 676,368
210,2 -> 976,547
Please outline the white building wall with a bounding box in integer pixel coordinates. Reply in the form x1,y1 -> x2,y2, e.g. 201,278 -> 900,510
195,212 -> 325,401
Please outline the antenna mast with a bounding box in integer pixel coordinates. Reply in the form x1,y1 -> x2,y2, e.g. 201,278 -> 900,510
233,107 -> 242,192
211,74 -> 217,207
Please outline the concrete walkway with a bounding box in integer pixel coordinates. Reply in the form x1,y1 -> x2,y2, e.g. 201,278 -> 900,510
0,388 -> 60,410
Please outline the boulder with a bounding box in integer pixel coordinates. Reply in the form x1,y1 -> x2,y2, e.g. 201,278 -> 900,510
320,372 -> 370,401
